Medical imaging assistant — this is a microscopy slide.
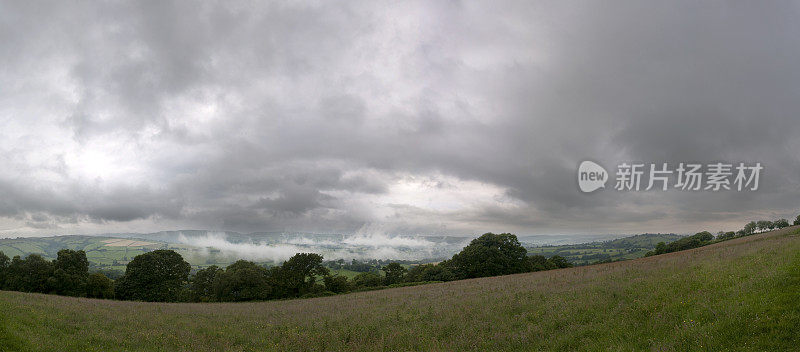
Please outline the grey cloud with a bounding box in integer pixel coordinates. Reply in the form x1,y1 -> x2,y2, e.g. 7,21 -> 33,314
1,1 -> 799,236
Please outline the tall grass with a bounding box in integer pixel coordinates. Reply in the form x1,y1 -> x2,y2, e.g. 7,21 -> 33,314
2,227 -> 799,351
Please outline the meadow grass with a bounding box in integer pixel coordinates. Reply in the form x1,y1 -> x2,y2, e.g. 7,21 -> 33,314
1,227 -> 799,351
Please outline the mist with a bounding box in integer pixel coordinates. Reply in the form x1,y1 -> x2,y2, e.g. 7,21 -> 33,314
174,227 -> 469,263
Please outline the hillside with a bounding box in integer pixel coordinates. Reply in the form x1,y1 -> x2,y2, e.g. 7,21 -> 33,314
1,226 -> 799,351
0,236 -> 223,272
526,233 -> 682,265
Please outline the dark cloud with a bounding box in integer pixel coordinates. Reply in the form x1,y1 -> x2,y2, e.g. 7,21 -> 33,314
1,1 -> 799,236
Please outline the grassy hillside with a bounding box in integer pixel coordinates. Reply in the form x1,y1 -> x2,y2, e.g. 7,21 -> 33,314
1,227 -> 799,351
527,233 -> 682,265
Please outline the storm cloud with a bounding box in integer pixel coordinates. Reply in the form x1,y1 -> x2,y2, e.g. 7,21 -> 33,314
1,1 -> 799,237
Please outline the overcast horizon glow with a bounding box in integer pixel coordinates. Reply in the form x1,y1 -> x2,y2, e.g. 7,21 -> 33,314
1,1 -> 799,238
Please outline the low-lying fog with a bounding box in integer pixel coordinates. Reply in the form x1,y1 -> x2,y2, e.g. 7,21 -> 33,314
114,225 -> 632,263
171,225 -> 471,263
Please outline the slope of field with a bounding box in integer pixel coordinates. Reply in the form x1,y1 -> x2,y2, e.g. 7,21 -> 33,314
1,227 -> 799,351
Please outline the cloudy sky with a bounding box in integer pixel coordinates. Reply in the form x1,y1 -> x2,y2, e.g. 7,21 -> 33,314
1,1 -> 799,238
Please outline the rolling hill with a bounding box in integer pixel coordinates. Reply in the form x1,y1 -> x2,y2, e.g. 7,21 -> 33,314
1,226 -> 798,351
526,233 -> 683,265
0,231 -> 474,272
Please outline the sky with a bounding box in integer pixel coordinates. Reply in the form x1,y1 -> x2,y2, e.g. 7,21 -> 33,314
1,1 -> 799,238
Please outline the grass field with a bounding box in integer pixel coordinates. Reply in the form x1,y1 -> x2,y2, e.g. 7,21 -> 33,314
1,227 -> 799,351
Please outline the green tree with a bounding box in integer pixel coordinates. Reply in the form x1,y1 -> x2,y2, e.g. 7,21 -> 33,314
547,255 -> 573,269
654,242 -> 667,255
0,251 -> 8,288
406,263 -> 456,282
381,263 -> 407,285
52,249 -> 89,297
323,274 -> 351,293
115,250 -> 191,302
794,214 -> 800,226
756,220 -> 771,233
526,255 -> 555,271
718,231 -> 737,241
447,233 -> 529,279
4,254 -> 54,293
352,272 -> 383,288
272,253 -> 329,298
190,265 -> 222,302
693,231 -> 714,242
86,273 -> 114,299
213,261 -> 270,302
774,219 -> 790,229
743,221 -> 757,235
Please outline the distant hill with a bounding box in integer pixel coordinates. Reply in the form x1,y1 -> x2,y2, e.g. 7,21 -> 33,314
0,231 -> 475,271
0,232 -> 685,270
0,235 -> 187,271
1,227 -> 797,351
526,233 -> 683,265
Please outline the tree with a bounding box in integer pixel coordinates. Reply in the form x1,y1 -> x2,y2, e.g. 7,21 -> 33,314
0,251 -> 8,288
405,263 -> 456,282
794,214 -> 800,226
323,274 -> 351,293
756,220 -> 771,233
4,254 -> 53,293
190,265 -> 222,302
381,263 -> 407,285
352,272 -> 383,288
547,255 -> 573,269
52,249 -> 89,297
654,242 -> 667,255
774,219 -> 791,229
526,255 -> 555,271
86,273 -> 114,299
115,250 -> 191,302
693,231 -> 714,242
213,261 -> 270,302
717,231 -> 737,241
418,264 -> 455,281
447,233 -> 529,279
743,221 -> 757,235
272,253 -> 329,298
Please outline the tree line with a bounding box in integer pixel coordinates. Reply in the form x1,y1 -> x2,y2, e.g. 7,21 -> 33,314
0,232 -> 572,303
645,213 -> 799,257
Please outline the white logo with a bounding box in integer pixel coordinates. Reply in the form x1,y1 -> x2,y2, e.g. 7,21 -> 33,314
578,161 -> 608,193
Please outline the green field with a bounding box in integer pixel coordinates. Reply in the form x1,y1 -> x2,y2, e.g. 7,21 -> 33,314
0,236 -> 239,272
527,233 -> 683,265
1,227 -> 798,351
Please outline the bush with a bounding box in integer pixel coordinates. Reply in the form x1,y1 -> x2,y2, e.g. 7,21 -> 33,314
352,272 -> 383,288
86,273 -> 114,299
213,261 -> 270,302
547,255 -> 573,269
323,275 -> 352,293
381,263 -> 407,285
717,231 -> 737,241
